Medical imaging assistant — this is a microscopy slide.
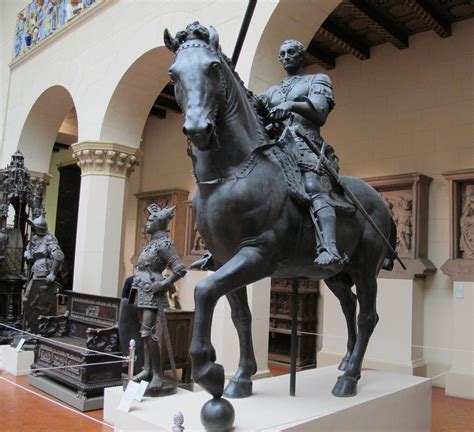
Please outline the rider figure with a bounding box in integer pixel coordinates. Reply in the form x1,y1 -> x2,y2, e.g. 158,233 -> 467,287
258,39 -> 348,267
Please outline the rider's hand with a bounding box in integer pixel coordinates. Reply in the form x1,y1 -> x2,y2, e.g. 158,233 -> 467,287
269,101 -> 294,120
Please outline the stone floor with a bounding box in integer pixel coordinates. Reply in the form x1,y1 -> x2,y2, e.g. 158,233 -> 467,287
0,366 -> 472,431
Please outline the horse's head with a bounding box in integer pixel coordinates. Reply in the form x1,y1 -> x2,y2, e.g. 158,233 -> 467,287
164,22 -> 225,151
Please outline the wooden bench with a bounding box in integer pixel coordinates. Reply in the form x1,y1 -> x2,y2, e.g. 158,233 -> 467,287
29,291 -> 123,409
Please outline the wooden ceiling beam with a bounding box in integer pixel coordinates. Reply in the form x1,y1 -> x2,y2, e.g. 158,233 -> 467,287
320,20 -> 370,60
153,96 -> 181,113
149,106 -> 167,119
306,44 -> 336,70
404,0 -> 451,38
348,0 -> 409,49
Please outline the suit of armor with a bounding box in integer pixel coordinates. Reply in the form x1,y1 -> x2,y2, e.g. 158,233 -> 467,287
131,204 -> 186,394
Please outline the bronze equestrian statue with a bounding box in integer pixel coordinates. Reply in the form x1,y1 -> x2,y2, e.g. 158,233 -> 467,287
164,22 -> 397,405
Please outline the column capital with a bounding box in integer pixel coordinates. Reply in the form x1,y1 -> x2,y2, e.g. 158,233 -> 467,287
29,171 -> 52,186
71,141 -> 143,178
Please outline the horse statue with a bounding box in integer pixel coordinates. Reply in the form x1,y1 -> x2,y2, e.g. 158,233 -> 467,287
164,23 -> 396,400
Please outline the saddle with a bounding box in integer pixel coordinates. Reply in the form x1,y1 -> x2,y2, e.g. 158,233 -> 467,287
264,127 -> 355,215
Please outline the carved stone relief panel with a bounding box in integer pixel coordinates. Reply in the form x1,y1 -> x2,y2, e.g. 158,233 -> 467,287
441,169 -> 474,281
379,190 -> 413,258
459,183 -> 474,259
363,173 -> 435,279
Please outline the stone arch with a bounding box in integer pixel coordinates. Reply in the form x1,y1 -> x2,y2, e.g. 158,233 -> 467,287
248,0 -> 341,93
99,46 -> 173,147
17,85 -> 76,172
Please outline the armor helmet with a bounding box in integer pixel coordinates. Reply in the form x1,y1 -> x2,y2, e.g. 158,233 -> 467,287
10,151 -> 25,168
29,213 -> 48,235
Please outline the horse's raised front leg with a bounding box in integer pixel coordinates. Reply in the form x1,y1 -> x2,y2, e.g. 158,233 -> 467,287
325,273 -> 357,372
223,286 -> 257,398
190,246 -> 273,398
332,275 -> 378,397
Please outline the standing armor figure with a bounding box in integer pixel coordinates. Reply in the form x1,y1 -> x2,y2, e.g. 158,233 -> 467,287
131,204 -> 187,393
258,39 -> 353,267
23,213 -> 64,333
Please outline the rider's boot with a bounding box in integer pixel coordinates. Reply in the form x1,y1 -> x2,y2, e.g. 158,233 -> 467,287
312,204 -> 343,267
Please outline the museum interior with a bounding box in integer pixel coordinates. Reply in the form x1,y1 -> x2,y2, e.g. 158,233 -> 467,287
0,0 -> 473,431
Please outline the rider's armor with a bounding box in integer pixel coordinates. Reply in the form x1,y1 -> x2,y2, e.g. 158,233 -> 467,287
259,73 -> 353,266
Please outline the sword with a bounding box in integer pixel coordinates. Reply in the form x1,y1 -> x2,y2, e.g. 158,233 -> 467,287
156,294 -> 178,381
295,128 -> 406,270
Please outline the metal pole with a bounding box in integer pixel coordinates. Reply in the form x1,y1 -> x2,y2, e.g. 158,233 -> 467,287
231,0 -> 257,66
127,339 -> 136,382
290,279 -> 299,396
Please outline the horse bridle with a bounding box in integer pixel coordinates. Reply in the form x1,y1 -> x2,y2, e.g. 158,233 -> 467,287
173,41 -> 229,153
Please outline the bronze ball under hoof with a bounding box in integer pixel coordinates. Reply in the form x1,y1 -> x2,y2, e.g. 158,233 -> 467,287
200,397 -> 235,432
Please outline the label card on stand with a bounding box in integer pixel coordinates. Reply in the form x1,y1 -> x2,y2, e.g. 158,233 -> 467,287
15,338 -> 26,352
118,381 -> 140,412
134,380 -> 149,402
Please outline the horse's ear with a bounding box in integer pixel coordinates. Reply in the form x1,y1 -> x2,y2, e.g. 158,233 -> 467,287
164,28 -> 179,52
209,25 -> 219,50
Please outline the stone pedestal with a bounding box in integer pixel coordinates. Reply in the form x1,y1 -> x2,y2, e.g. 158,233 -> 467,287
445,281 -> 473,399
319,279 -> 426,375
2,345 -> 34,376
177,271 -> 271,379
104,366 -> 431,431
72,141 -> 142,297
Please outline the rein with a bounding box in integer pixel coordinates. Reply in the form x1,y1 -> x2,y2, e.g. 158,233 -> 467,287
175,40 -> 272,186
192,140 -> 280,185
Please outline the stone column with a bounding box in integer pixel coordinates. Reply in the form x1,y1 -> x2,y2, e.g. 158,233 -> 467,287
71,141 -> 142,297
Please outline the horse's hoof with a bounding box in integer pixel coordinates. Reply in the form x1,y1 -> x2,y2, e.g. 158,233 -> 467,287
332,375 -> 358,397
195,362 -> 225,398
223,377 -> 253,398
201,397 -> 235,432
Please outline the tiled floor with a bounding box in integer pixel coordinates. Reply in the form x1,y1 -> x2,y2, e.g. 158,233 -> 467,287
0,367 -> 472,431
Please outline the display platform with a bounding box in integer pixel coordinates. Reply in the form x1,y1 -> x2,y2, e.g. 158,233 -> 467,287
104,365 -> 431,431
2,345 -> 34,376
28,373 -> 105,411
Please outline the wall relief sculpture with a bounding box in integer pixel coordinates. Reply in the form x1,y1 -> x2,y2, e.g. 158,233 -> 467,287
460,184 -> 474,259
442,169 -> 474,281
363,173 -> 435,279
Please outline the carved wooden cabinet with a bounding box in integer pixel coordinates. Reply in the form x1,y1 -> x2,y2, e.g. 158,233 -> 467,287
268,278 -> 319,369
30,292 -> 122,409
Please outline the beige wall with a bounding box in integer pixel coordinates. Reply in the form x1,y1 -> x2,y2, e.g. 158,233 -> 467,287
305,20 -> 473,384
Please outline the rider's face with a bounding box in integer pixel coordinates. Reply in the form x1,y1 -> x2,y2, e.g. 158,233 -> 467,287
279,43 -> 303,73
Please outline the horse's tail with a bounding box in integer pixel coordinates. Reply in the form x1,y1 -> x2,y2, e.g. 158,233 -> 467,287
381,217 -> 397,271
